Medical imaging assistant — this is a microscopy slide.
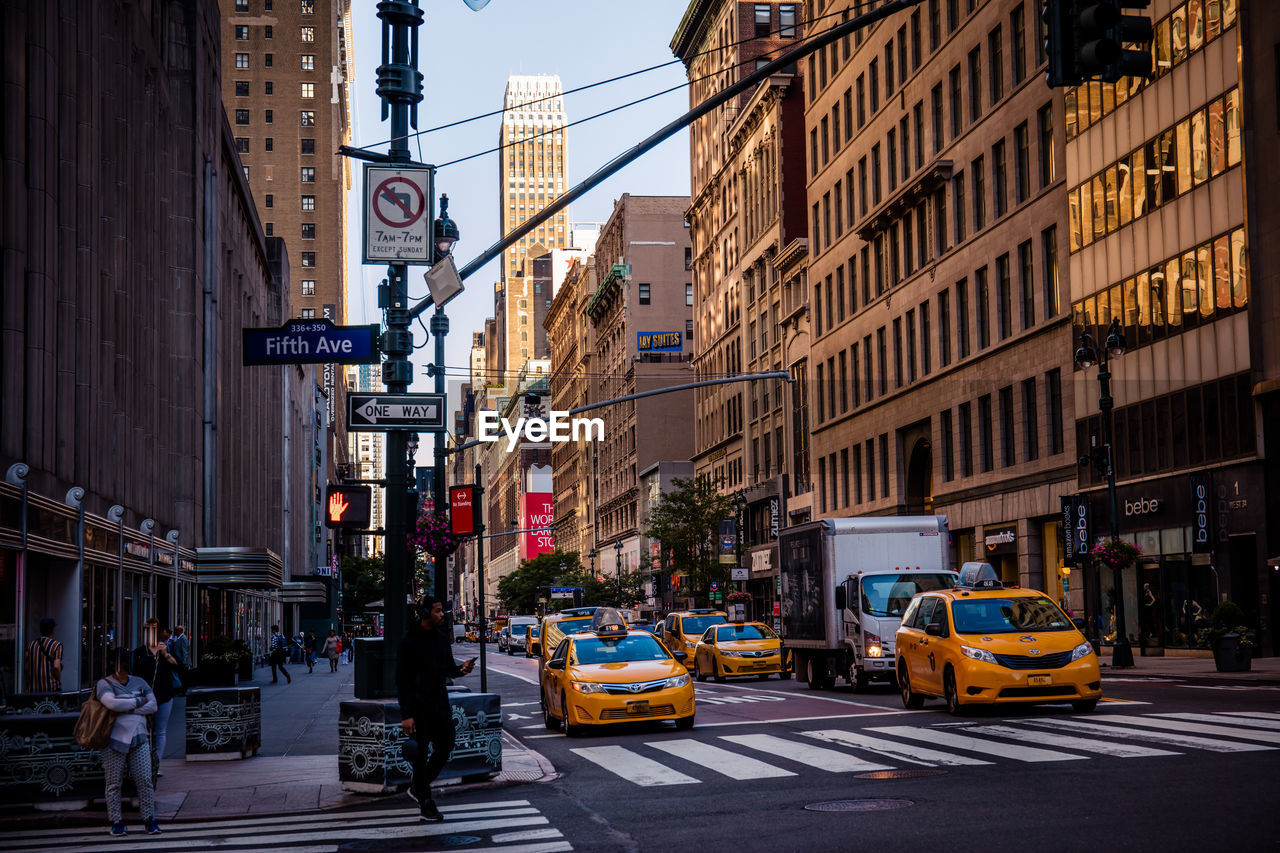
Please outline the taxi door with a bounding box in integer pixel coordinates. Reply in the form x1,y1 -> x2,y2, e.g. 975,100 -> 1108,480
541,636 -> 571,715
694,627 -> 715,674
916,598 -> 950,695
901,597 -> 938,692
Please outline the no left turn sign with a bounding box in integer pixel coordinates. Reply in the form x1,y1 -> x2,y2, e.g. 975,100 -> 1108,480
373,176 -> 426,229
362,165 -> 433,264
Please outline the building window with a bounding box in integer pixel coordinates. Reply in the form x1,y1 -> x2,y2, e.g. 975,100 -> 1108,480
1022,377 -> 1040,462
235,53 -> 249,69
264,53 -> 273,68
988,26 -> 1003,104
976,266 -> 990,349
264,25 -> 273,39
235,137 -> 249,154
938,290 -> 952,366
956,278 -> 970,358
686,283 -> 693,306
638,283 -> 651,305
906,309 -> 918,383
301,223 -> 316,239
1042,224 -> 1059,316
876,327 -> 888,397
301,280 -> 316,296
992,140 -> 1007,218
301,54 -> 315,71
893,318 -> 904,388
301,0 -> 315,12
1018,240 -> 1035,330
234,25 -> 249,40
866,439 -> 876,499
265,194 -> 273,208
948,65 -> 962,138
300,110 -> 315,126
779,4 -> 797,37
264,81 -> 273,95
265,137 -> 274,152
301,195 -> 315,211
235,81 -> 250,97
879,434 -> 890,498
243,166 -> 250,180
1046,368 -> 1064,455
959,401 -> 973,477
300,167 -> 315,182
301,82 -> 315,99
300,138 -> 316,155
300,308 -> 316,319
999,386 -> 1015,467
1038,102 -> 1055,187
300,26 -> 315,42
1014,122 -> 1030,203
978,394 -> 994,472
754,4 -> 771,37
1010,4 -> 1027,84
264,109 -> 273,124
968,47 -> 982,123
301,252 -> 316,267
235,0 -> 248,10
995,254 -> 1012,340
953,171 -> 966,243
686,318 -> 694,342
234,109 -> 250,125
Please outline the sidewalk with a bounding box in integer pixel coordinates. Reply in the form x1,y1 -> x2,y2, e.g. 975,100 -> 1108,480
1098,650 -> 1280,683
4,655 -> 553,827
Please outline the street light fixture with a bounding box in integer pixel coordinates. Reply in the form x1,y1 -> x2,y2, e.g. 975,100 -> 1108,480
1074,317 -> 1134,668
614,539 -> 624,608
433,194 -> 459,261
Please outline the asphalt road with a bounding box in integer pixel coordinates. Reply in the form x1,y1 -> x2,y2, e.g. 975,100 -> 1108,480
469,642 -> 1278,853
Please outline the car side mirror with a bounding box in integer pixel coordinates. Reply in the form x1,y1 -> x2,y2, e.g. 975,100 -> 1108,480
672,650 -> 687,662
925,623 -> 944,637
835,586 -> 847,611
1072,617 -> 1086,632
547,658 -> 565,670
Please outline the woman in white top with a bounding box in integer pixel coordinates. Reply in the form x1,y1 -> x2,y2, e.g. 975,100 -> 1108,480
95,649 -> 162,837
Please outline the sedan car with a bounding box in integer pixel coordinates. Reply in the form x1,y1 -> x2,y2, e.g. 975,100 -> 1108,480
693,621 -> 787,681
541,609 -> 695,735
895,562 -> 1102,715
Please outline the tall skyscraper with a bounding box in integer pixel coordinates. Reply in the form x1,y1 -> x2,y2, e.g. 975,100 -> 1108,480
497,74 -> 571,390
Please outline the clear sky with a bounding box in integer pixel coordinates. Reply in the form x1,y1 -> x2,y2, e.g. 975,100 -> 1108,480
343,0 -> 695,407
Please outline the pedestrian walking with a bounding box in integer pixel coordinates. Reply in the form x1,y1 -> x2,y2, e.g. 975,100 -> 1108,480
95,649 -> 162,837
24,617 -> 63,693
345,632 -> 355,664
397,595 -> 475,822
322,630 -> 340,673
268,625 -> 292,684
305,630 -> 317,673
131,619 -> 178,770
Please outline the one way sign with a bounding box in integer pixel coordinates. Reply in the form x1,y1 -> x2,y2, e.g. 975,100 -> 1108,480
347,393 -> 446,432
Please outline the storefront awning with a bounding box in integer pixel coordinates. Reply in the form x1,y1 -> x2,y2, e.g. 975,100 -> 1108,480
281,580 -> 328,604
195,547 -> 283,589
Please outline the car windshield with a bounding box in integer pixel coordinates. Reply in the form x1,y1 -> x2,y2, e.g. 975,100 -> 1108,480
861,573 -> 956,617
572,635 -> 672,665
715,624 -> 776,641
511,625 -> 528,637
681,615 -> 726,635
530,627 -> 540,637
951,597 -> 1074,633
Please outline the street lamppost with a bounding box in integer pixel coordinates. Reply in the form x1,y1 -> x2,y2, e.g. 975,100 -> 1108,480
614,539 -> 624,608
1074,317 -> 1134,668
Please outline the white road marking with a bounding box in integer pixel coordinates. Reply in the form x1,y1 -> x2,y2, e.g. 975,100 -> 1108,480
1025,718 -> 1275,752
647,739 -> 797,779
866,726 -> 1086,762
1152,712 -> 1280,731
491,828 -> 566,842
1088,714 -> 1280,745
720,733 -> 894,773
570,745 -> 700,786
696,709 -> 918,728
968,724 -> 1178,758
695,679 -> 887,709
1218,711 -> 1280,721
801,729 -> 993,766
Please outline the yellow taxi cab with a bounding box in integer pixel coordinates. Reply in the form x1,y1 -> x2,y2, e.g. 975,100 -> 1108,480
540,608 -> 695,735
692,621 -> 789,682
536,607 -> 601,671
659,609 -> 728,669
895,562 -> 1102,715
525,625 -> 542,658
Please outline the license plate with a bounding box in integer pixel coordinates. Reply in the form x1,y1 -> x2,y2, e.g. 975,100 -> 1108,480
1028,674 -> 1052,686
626,700 -> 650,714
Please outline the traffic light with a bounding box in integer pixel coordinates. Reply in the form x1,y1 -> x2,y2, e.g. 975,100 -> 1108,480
1043,0 -> 1154,89
325,484 -> 372,529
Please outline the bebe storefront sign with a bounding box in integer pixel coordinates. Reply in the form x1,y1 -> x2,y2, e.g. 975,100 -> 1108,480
477,410 -> 605,451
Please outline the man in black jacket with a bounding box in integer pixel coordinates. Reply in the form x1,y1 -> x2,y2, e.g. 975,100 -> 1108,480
396,595 -> 475,822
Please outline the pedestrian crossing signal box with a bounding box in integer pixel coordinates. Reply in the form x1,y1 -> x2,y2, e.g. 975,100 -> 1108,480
325,484 -> 372,529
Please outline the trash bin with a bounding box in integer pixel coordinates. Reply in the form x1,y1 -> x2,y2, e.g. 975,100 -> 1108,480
354,636 -> 392,699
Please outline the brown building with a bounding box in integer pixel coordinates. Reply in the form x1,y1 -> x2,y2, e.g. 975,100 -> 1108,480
802,0 -> 1076,600
584,195 -> 697,579
1,0 -> 316,695
673,0 -> 801,495
1066,0 -> 1277,654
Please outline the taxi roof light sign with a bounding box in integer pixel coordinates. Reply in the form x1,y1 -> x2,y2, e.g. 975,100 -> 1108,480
591,607 -> 628,635
957,561 -> 1003,590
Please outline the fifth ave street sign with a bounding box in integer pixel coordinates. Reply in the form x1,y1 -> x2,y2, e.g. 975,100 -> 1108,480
242,319 -> 379,366
347,392 -> 446,432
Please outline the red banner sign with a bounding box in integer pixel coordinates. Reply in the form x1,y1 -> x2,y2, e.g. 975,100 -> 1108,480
450,486 -> 475,535
520,492 -> 554,560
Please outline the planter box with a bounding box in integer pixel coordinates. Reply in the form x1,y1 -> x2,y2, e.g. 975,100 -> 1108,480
0,711 -> 104,806
4,690 -> 91,715
185,686 -> 261,761
1212,634 -> 1253,673
338,691 -> 501,794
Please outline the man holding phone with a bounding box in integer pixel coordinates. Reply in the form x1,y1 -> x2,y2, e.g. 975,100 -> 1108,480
396,594 -> 475,822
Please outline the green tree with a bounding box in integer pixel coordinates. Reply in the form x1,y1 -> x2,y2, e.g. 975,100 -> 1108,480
644,475 -> 735,607
340,555 -> 385,615
497,550 -> 583,614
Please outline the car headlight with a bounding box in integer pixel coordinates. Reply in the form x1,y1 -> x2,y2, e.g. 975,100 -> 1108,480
866,644 -> 883,658
719,649 -> 742,657
960,645 -> 997,664
665,673 -> 691,688
570,680 -> 605,694
1070,641 -> 1094,661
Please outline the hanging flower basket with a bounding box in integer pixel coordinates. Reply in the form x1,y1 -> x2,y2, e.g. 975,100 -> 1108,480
409,511 -> 462,559
1090,537 -> 1142,571
726,591 -> 752,603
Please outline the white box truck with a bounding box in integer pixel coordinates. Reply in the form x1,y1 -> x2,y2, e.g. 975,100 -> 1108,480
779,516 -> 956,691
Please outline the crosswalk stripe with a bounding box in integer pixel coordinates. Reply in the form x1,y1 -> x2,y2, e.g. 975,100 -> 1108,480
866,726 -> 1086,762
10,815 -> 551,853
800,729 -> 993,766
1025,718 -> 1275,752
570,745 -> 700,786
719,734 -> 894,773
1153,712 -> 1280,731
491,828 -> 566,843
647,739 -> 797,779
1091,714 -> 1280,745
1218,711 -> 1280,721
969,724 -> 1179,758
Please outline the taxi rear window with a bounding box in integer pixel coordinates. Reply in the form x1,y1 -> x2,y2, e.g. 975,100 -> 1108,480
951,597 -> 1072,634
681,615 -> 726,635
715,624 -> 776,641
573,635 -> 672,664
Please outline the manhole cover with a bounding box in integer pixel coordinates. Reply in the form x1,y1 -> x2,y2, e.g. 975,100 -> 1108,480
856,768 -> 949,779
804,798 -> 914,813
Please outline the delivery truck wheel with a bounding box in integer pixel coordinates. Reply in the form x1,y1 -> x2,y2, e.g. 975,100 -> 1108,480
806,656 -> 834,690
849,669 -> 870,692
